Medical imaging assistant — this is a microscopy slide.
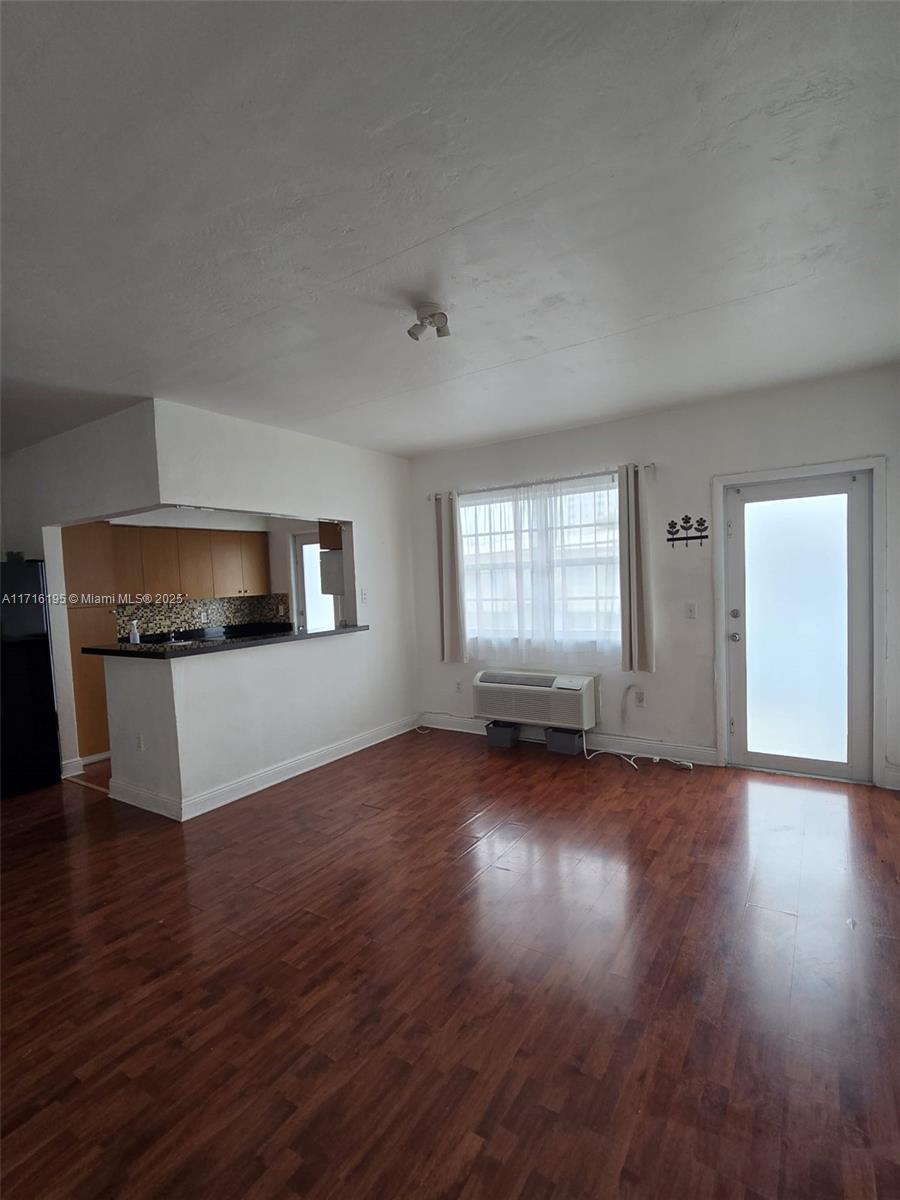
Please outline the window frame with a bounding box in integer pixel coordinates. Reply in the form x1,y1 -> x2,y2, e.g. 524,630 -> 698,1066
457,472 -> 621,656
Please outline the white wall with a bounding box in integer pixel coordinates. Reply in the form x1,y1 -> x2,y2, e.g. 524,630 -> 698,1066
1,401 -> 160,557
105,657 -> 182,817
152,400 -> 419,764
170,634 -> 409,816
410,364 -> 900,783
41,525 -> 80,772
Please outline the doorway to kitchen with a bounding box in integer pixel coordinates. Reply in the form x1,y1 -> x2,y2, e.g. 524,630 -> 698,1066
293,533 -> 337,634
722,468 -> 873,781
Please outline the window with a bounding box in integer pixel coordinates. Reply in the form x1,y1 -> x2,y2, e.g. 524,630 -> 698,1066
458,473 -> 620,666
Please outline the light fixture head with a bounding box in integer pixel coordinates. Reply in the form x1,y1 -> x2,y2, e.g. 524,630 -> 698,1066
432,310 -> 450,338
407,303 -> 450,342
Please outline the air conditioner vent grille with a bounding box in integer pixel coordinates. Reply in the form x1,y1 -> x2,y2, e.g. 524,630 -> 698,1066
473,670 -> 597,731
479,672 -> 556,688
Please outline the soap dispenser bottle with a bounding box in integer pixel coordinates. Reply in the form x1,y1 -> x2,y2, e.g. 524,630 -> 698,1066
129,619 -> 141,644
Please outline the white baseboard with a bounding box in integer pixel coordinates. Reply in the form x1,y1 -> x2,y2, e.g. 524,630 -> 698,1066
182,715 -> 418,820
108,716 -> 419,823
417,713 -> 719,766
108,778 -> 181,820
82,751 -> 111,765
61,757 -> 84,778
875,762 -> 900,792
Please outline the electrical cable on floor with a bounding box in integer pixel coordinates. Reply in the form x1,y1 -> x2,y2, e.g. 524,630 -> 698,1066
582,739 -> 693,771
416,715 -> 694,770
583,741 -> 639,769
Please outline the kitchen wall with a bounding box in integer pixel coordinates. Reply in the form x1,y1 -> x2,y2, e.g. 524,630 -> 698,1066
2,398 -> 418,784
115,593 -> 289,639
130,400 -> 419,808
410,363 -> 900,786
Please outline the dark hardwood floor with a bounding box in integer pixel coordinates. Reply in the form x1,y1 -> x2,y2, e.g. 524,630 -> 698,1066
2,731 -> 898,1199
69,758 -> 112,796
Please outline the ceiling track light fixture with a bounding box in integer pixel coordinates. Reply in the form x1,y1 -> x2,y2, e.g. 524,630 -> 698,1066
407,303 -> 450,341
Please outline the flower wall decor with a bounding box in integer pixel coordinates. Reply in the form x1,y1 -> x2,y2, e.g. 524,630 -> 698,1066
666,515 -> 709,547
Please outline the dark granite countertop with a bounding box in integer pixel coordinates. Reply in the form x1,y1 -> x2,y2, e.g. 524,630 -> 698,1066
82,624 -> 370,660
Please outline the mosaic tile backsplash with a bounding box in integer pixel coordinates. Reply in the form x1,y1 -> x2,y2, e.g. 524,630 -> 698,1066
116,594 -> 289,639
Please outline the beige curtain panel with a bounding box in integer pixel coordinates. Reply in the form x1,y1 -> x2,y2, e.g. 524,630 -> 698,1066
434,491 -> 466,663
618,463 -> 655,673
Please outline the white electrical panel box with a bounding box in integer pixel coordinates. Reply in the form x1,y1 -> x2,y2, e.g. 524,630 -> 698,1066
320,549 -> 345,595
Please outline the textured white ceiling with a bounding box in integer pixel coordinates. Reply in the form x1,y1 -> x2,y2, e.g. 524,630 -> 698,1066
2,2 -> 897,454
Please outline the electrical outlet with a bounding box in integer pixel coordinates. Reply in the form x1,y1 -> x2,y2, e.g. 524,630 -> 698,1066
136,734 -> 145,752
360,588 -> 368,604
685,602 -> 697,620
455,681 -> 463,693
277,603 -> 285,616
635,689 -> 646,708
200,609 -> 209,623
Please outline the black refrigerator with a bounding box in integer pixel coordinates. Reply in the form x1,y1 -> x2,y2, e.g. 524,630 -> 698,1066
1,560 -> 62,797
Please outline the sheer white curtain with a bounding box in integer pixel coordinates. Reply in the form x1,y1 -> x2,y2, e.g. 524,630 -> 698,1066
458,474 -> 620,669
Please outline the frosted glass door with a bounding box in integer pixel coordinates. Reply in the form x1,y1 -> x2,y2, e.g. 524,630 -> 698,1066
744,494 -> 847,761
725,471 -> 872,782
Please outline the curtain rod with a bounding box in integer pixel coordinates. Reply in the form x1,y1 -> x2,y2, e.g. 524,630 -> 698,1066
441,463 -> 656,499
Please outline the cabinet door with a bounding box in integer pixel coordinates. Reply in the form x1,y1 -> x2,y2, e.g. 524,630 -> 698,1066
141,528 -> 182,597
177,529 -> 214,599
210,530 -> 244,597
62,521 -> 115,605
111,525 -> 144,598
318,520 -> 343,551
68,606 -> 116,757
240,532 -> 271,596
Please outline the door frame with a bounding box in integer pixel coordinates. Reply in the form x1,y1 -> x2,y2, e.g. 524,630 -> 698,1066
292,532 -> 340,633
711,456 -> 887,784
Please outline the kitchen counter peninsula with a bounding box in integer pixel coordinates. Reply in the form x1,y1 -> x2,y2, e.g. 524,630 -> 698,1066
82,623 -> 369,659
86,621 -> 374,822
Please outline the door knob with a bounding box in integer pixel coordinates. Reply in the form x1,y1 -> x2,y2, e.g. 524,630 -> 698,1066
729,632 -> 741,642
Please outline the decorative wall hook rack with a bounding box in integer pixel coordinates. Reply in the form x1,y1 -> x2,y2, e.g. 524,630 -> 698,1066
666,515 -> 708,547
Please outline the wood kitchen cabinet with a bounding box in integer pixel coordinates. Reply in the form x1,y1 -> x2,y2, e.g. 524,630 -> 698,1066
210,530 -> 270,597
61,521 -> 116,604
67,605 -> 116,757
177,529 -> 214,599
210,531 -> 244,598
140,528 -> 182,596
110,525 -> 144,597
240,532 -> 270,596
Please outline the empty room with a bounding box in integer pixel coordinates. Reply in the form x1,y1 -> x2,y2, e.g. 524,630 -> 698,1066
1,2 -> 898,1198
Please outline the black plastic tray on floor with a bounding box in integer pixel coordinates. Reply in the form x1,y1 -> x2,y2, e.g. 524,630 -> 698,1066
485,721 -> 521,748
546,727 -> 584,755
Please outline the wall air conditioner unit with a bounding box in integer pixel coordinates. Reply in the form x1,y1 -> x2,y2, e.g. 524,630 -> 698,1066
473,670 -> 597,731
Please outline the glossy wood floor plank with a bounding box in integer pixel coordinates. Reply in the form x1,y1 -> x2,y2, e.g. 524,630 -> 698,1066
2,731 -> 898,1199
